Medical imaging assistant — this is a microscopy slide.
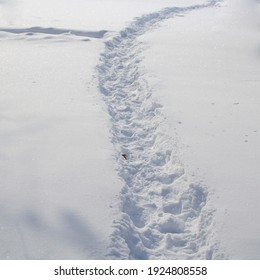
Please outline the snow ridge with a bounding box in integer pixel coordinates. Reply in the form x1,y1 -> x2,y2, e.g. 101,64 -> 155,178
0,27 -> 107,38
98,1 -> 222,260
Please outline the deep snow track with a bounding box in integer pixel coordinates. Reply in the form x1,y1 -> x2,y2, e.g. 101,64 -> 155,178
98,1 -> 222,259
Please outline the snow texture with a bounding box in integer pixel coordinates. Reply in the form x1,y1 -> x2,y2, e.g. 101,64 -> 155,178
1,0 -> 259,260
98,1 -> 223,259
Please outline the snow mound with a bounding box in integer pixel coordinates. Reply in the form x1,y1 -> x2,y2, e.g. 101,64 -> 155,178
0,27 -> 107,38
0,27 -> 107,42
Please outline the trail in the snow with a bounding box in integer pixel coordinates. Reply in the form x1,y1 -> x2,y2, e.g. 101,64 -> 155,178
98,1 -> 223,260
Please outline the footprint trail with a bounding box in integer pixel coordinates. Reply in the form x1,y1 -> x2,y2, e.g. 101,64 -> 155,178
98,1 -> 222,259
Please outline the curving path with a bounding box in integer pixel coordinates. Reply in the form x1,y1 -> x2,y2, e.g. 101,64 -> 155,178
98,0 -> 222,259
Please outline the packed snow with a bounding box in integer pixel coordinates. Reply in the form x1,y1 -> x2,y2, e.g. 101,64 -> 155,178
0,0 -> 259,259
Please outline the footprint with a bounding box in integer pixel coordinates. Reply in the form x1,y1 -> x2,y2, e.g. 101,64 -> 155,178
158,215 -> 185,234
122,197 -> 146,228
163,201 -> 182,215
151,152 -> 169,166
140,228 -> 162,249
156,173 -> 178,184
161,186 -> 173,197
120,129 -> 134,138
165,235 -> 187,249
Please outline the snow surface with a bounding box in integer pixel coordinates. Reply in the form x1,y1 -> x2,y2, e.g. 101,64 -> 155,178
0,0 -> 259,259
141,0 -> 260,259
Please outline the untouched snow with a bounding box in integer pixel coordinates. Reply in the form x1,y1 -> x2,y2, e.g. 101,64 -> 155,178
0,0 -> 207,30
0,0 -> 259,259
0,35 -> 122,259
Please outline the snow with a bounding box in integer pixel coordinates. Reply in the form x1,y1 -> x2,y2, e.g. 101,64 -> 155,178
0,34 -> 124,259
0,0 -> 207,30
0,0 -> 259,259
97,2 -> 221,259
141,0 -> 260,259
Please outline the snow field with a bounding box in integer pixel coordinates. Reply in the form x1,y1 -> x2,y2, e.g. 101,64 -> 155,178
1,0 -> 259,260
0,37 -> 122,259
